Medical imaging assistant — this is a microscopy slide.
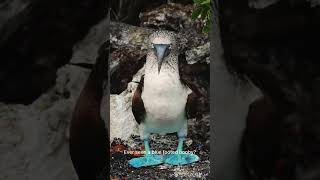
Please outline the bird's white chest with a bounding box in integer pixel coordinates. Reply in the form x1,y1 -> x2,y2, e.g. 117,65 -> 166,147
142,71 -> 189,124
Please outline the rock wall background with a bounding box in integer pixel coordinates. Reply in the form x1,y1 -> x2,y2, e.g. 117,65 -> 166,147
0,0 -> 106,104
0,0 -> 108,178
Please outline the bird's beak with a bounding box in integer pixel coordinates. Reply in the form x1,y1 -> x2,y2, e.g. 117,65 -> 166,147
154,44 -> 169,74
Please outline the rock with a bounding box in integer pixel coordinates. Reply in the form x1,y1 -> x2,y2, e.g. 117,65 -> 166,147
0,68 -> 82,180
110,67 -> 145,141
110,48 -> 146,94
110,21 -> 208,52
70,16 -> 109,64
0,13 -> 109,180
139,3 -> 203,32
185,42 -> 210,64
0,0 -> 106,104
0,0 -> 30,41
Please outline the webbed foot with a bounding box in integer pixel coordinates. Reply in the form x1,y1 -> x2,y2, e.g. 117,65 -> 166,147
128,154 -> 164,168
128,139 -> 164,168
164,136 -> 200,165
164,153 -> 199,165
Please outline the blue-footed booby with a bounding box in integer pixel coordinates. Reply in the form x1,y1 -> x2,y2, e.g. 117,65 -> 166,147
129,30 -> 200,168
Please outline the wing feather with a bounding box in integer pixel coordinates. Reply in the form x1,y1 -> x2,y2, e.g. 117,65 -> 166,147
132,75 -> 146,124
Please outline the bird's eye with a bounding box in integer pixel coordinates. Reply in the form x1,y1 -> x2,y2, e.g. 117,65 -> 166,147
168,44 -> 172,49
151,43 -> 155,49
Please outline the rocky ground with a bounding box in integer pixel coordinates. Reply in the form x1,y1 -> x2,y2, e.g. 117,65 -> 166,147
110,115 -> 210,180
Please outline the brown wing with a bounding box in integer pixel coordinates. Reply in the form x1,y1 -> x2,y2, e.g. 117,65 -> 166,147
69,41 -> 109,180
241,96 -> 282,179
132,75 -> 146,124
178,53 -> 210,119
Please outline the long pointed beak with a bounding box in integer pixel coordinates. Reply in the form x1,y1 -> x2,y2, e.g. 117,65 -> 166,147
154,44 -> 169,74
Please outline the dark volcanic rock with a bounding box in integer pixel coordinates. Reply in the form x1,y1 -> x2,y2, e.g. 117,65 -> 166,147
0,0 -> 106,104
110,0 -> 194,26
110,48 -> 146,94
139,3 -> 204,33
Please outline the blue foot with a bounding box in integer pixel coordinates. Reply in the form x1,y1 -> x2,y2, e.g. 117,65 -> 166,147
128,139 -> 163,168
164,153 -> 199,165
164,137 -> 200,165
128,154 -> 163,168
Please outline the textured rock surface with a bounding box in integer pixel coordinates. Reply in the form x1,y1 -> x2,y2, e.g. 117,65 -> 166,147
110,21 -> 208,53
0,14 -> 108,179
0,0 -> 31,44
0,66 -> 86,180
0,0 -> 105,104
110,67 -> 144,140
139,3 -> 203,32
70,17 -> 109,65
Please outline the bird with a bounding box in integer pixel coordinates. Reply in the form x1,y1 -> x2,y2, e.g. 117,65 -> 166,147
69,41 -> 109,180
129,30 -> 200,168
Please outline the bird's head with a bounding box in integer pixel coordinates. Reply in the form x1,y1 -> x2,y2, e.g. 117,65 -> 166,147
148,30 -> 177,74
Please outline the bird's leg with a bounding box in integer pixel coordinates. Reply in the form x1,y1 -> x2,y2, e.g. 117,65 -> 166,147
164,136 -> 200,166
128,139 -> 164,168
177,137 -> 184,152
144,139 -> 151,155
